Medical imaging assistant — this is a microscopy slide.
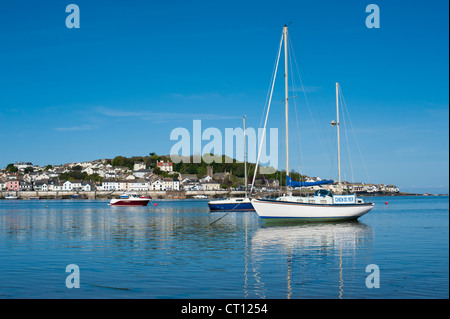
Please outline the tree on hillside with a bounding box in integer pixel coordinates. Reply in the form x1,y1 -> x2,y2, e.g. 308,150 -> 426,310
6,164 -> 18,173
24,167 -> 34,174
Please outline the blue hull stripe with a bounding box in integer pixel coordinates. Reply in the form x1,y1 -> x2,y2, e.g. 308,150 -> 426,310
208,202 -> 254,211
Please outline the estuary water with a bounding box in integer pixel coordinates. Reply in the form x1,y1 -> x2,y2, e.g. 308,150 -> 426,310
0,196 -> 448,299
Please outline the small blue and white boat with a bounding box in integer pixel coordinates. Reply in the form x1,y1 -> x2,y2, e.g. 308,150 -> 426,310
208,197 -> 254,212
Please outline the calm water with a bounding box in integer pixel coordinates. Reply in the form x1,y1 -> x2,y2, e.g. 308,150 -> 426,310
0,196 -> 448,299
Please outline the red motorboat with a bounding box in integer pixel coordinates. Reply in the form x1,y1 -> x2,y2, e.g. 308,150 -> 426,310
109,193 -> 150,206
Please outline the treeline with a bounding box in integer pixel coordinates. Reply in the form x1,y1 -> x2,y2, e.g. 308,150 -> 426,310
110,153 -> 251,177
110,152 -> 163,170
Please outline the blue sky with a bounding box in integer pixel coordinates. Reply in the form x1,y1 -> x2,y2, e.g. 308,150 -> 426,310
0,0 -> 448,194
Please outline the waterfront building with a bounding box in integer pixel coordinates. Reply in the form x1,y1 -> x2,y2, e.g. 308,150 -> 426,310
81,182 -> 94,192
129,179 -> 149,191
150,179 -> 163,191
48,180 -> 63,191
201,181 -> 221,191
118,180 -> 129,191
162,178 -> 180,191
101,179 -> 119,191
62,180 -> 83,191
19,181 -> 32,191
6,179 -> 20,191
33,180 -> 48,191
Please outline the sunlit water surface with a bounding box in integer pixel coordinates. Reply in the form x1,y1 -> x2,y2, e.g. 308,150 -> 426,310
0,196 -> 448,298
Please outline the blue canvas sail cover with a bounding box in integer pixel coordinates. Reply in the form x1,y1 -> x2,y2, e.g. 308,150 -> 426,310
286,176 -> 334,187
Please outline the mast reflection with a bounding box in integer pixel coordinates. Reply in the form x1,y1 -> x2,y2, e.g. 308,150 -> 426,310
249,221 -> 374,299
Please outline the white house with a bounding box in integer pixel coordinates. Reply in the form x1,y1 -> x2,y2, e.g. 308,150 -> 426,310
118,180 -> 129,191
173,178 -> 180,191
101,179 -> 119,191
157,160 -> 173,172
82,167 -> 96,175
129,179 -> 149,191
133,162 -> 146,171
382,184 -> 399,193
151,179 -> 164,191
81,182 -> 93,192
200,176 -> 213,183
162,178 -> 180,191
367,185 -> 379,192
104,170 -> 118,179
61,180 -> 82,191
72,181 -> 83,190
63,181 -> 73,191
49,183 -> 62,191
201,181 -> 221,191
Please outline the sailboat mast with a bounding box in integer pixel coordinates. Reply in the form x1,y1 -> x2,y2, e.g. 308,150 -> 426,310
243,115 -> 247,198
283,25 -> 289,178
336,82 -> 341,188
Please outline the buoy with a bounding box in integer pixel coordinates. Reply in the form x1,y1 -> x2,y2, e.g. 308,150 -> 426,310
385,201 -> 388,205
154,203 -> 157,206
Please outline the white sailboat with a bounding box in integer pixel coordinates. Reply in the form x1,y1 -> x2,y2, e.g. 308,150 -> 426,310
251,25 -> 374,221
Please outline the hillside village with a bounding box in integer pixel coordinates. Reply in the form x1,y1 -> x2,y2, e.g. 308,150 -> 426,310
0,157 -> 400,195
1,160 -> 218,193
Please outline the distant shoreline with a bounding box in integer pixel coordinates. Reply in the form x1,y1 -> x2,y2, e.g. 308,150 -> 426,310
0,190 -> 447,200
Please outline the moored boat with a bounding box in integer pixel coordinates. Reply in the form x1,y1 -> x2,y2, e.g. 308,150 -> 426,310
193,194 -> 208,199
250,25 -> 374,222
109,192 -> 150,206
208,116 -> 255,212
208,197 -> 254,212
252,190 -> 373,221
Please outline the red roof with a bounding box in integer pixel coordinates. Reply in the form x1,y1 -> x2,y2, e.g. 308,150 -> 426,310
157,161 -> 173,166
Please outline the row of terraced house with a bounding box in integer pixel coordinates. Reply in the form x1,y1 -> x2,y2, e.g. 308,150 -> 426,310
1,177 -> 184,192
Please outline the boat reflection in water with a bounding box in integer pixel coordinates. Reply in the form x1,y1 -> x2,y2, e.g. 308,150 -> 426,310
247,221 -> 374,299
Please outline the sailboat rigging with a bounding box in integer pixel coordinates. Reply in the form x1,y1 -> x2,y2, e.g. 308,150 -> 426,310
251,25 -> 374,221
